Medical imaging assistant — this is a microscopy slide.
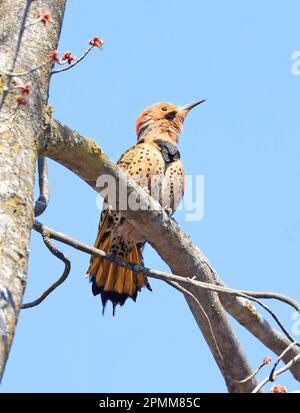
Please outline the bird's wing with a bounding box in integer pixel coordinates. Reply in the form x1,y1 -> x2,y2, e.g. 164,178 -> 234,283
90,141 -> 165,257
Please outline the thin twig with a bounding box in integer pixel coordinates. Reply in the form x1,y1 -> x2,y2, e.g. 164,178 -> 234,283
32,222 -> 300,311
0,63 -> 48,78
0,0 -> 33,111
239,296 -> 296,344
34,156 -> 50,217
51,45 -> 94,75
269,341 -> 299,381
252,352 -> 300,393
235,290 -> 300,311
31,220 -> 300,343
21,228 -> 71,309
24,17 -> 42,30
165,280 -> 223,362
231,359 -> 268,384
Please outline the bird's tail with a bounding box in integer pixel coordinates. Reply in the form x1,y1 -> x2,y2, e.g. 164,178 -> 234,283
87,215 -> 151,314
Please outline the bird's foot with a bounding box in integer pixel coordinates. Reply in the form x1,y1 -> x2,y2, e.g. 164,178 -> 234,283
164,206 -> 173,217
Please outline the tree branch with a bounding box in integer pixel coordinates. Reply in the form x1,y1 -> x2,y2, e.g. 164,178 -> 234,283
51,44 -> 94,74
31,220 -> 300,340
38,117 -> 300,392
22,225 -> 70,309
252,344 -> 300,393
232,359 -> 269,384
31,219 -> 300,383
212,273 -> 300,381
269,341 -> 299,381
34,156 -> 50,217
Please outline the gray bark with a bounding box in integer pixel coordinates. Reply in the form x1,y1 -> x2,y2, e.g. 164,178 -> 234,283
0,0 -> 66,381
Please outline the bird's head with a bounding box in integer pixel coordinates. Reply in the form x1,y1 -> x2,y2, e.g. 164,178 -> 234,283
135,100 -> 205,142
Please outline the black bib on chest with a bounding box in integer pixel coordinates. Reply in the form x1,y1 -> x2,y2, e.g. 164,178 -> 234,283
153,139 -> 181,163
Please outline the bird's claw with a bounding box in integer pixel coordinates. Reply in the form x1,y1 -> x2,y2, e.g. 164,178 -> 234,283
164,207 -> 173,217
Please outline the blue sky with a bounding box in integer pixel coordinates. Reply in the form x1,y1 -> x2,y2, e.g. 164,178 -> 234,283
2,0 -> 300,392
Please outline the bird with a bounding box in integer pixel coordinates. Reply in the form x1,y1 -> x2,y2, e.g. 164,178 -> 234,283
87,99 -> 205,314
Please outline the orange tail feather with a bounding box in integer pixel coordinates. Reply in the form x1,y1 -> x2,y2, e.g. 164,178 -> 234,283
86,212 -> 151,314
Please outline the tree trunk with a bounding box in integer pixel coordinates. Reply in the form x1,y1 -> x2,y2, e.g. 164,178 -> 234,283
0,0 -> 66,381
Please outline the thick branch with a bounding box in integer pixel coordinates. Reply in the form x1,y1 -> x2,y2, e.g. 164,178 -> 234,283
211,273 -> 300,381
40,117 -> 266,392
41,116 -> 300,387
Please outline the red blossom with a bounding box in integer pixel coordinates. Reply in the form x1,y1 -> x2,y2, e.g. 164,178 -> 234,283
50,50 -> 60,63
62,51 -> 76,65
37,9 -> 51,25
263,357 -> 271,365
19,82 -> 32,96
89,37 -> 104,48
271,384 -> 287,393
15,95 -> 27,105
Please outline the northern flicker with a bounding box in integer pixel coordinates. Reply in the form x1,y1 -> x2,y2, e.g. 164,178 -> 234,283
87,100 -> 205,313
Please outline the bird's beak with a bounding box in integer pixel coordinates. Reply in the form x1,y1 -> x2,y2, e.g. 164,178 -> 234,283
179,99 -> 206,115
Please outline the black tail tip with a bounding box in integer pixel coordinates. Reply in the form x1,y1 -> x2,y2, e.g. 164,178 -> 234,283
101,290 -> 131,316
92,279 -> 152,316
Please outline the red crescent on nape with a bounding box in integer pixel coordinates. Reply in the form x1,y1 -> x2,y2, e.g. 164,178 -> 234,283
135,111 -> 147,136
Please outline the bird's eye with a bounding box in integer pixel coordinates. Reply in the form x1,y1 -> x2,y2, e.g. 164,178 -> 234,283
161,106 -> 168,111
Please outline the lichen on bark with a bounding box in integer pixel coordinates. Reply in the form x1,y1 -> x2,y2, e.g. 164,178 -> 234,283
0,0 -> 66,381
